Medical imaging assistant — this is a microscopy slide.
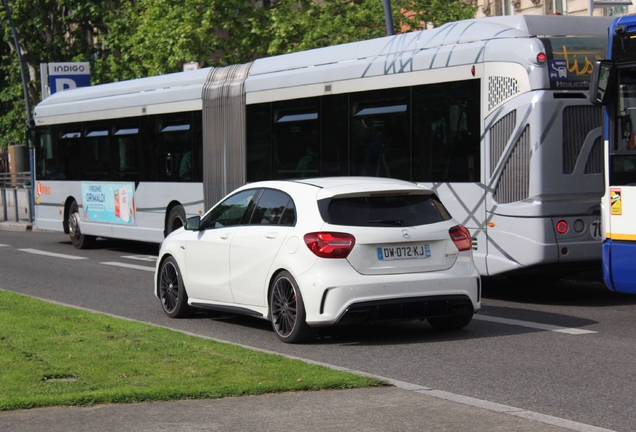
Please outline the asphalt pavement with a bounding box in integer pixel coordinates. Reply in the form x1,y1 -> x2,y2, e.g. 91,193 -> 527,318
0,218 -> 615,432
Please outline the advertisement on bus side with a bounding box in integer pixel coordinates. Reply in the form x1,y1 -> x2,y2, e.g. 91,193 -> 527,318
81,182 -> 135,225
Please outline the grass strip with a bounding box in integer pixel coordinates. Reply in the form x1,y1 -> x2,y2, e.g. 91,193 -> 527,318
0,290 -> 386,411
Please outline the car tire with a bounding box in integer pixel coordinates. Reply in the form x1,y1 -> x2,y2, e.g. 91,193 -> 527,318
270,271 -> 316,344
68,200 -> 96,249
428,313 -> 473,331
166,205 -> 186,237
158,256 -> 194,318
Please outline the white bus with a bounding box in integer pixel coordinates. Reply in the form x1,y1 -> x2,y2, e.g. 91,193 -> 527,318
33,15 -> 611,277
589,15 -> 636,294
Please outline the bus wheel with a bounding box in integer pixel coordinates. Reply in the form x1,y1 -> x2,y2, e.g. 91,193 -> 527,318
68,201 -> 95,249
166,205 -> 186,236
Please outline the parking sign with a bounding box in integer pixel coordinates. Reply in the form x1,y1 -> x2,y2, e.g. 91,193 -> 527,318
48,62 -> 91,94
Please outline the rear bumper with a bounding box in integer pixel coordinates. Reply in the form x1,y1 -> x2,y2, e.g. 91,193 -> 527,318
334,294 -> 474,325
296,255 -> 480,326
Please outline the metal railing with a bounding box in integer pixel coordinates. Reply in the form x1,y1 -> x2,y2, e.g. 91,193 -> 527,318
0,171 -> 33,223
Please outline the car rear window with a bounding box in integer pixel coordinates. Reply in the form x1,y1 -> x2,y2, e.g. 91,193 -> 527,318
323,193 -> 452,227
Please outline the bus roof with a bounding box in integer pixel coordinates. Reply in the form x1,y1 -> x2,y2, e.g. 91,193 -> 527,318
34,15 -> 613,124
250,15 -> 614,77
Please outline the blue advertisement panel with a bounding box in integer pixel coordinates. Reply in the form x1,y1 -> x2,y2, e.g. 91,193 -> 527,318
81,183 -> 136,225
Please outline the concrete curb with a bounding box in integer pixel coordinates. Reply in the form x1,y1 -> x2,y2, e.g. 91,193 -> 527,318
0,220 -> 33,231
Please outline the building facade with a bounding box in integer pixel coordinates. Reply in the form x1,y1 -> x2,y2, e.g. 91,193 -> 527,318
474,0 -> 634,17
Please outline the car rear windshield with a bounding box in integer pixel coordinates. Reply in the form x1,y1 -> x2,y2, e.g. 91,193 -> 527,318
322,193 -> 452,227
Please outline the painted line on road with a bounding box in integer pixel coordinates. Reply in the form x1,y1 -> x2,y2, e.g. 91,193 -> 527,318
122,255 -> 158,263
407,386 -> 615,432
0,244 -> 9,247
18,248 -> 88,260
473,315 -> 597,335
4,292 -> 615,432
101,262 -> 155,272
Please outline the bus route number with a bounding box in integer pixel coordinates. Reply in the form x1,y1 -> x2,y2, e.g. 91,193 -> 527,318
590,220 -> 602,240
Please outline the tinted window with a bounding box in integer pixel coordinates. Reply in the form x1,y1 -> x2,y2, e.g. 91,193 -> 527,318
35,128 -> 56,180
83,128 -> 110,181
200,189 -> 260,229
245,80 -> 481,184
113,124 -> 140,182
324,194 -> 451,227
280,200 -> 296,226
249,189 -> 294,225
59,129 -> 83,180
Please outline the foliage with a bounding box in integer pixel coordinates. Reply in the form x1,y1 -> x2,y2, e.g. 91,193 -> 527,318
0,0 -> 476,151
401,0 -> 477,30
0,0 -> 117,150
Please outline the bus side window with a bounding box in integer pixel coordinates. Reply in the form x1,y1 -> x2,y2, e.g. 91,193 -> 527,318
158,120 -> 192,182
113,125 -> 140,182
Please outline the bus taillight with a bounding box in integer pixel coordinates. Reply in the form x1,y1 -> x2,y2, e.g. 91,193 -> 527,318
556,220 -> 568,234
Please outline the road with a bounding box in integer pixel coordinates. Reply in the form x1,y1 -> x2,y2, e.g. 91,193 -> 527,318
1,229 -> 635,432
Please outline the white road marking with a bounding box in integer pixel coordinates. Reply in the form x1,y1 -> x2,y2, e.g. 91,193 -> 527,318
122,255 -> 158,262
18,248 -> 88,260
407,386 -> 615,432
474,314 -> 597,335
101,262 -> 155,272
0,244 -> 9,247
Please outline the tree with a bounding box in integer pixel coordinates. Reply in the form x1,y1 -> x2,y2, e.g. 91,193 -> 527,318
95,0 -> 270,81
0,0 -> 117,149
401,0 -> 477,30
265,0 -> 477,55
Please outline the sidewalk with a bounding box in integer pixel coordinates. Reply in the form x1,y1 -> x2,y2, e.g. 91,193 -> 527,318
0,386 -> 584,432
0,200 -> 33,231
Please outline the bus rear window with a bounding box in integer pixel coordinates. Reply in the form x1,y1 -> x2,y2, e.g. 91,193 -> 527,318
322,194 -> 451,227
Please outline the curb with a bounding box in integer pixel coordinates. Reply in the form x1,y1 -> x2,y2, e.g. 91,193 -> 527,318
0,221 -> 33,231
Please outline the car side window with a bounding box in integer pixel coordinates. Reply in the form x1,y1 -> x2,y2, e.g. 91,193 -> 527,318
279,200 -> 296,226
200,189 -> 260,229
249,189 -> 295,226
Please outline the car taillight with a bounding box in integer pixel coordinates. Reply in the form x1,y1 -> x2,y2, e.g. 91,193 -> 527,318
304,232 -> 356,259
449,225 -> 471,252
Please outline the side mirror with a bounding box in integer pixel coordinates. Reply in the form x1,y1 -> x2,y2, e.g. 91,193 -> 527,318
185,215 -> 201,231
589,60 -> 613,105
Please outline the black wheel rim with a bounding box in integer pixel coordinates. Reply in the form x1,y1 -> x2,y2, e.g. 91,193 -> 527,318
159,261 -> 180,314
271,276 -> 297,338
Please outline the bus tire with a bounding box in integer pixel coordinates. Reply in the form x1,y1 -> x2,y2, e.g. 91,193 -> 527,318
68,201 -> 95,249
166,205 -> 186,237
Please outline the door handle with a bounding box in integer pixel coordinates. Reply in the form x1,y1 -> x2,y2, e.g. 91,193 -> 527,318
264,232 -> 278,239
219,233 -> 230,240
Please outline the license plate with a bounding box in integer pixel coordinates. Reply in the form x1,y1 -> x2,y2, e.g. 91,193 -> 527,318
377,245 -> 431,261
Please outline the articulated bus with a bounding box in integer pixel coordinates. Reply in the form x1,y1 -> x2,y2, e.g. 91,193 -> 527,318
33,15 -> 611,277
589,15 -> 636,294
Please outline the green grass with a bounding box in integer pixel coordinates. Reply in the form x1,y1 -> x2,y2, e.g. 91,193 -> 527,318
0,290 -> 386,411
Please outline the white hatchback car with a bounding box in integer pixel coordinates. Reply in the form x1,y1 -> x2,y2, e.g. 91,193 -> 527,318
155,177 -> 481,343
